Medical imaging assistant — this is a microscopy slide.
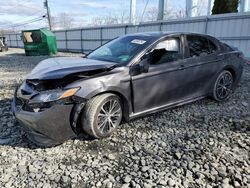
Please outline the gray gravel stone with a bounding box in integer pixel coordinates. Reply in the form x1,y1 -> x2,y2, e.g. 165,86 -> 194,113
121,184 -> 130,188
174,152 -> 182,160
1,174 -> 11,183
107,154 -> 116,160
141,166 -> 150,172
167,178 -> 175,186
123,175 -> 132,183
96,181 -> 102,187
28,165 -> 38,173
62,176 -> 69,183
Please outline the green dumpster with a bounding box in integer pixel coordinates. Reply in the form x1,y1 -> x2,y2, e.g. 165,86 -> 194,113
22,29 -> 57,56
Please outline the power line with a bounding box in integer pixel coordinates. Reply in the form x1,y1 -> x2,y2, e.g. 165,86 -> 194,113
0,15 -> 44,27
0,15 -> 39,26
0,0 -> 48,29
11,17 -> 45,28
3,15 -> 46,29
12,17 -> 45,28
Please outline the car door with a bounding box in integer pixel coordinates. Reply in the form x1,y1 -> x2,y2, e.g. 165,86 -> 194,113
180,34 -> 223,98
131,35 -> 189,113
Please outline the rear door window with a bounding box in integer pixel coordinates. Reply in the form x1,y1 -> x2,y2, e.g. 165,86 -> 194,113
208,39 -> 218,53
187,35 -> 211,57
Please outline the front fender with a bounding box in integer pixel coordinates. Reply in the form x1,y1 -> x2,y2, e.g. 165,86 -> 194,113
65,69 -> 132,120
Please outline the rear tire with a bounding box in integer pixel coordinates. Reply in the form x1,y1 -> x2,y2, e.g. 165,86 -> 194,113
212,70 -> 234,101
81,93 -> 122,138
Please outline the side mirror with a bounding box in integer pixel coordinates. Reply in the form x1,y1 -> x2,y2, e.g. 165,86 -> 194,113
140,58 -> 149,73
129,58 -> 149,76
82,53 -> 87,58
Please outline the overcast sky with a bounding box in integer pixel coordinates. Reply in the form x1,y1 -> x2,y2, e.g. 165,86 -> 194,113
2,0 -> 250,31
0,0 -> 190,30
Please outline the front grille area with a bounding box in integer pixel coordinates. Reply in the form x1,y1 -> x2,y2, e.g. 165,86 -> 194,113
15,97 -> 34,112
23,103 -> 35,112
15,97 -> 24,106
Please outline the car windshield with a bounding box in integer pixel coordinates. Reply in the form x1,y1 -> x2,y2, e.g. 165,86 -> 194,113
87,35 -> 155,64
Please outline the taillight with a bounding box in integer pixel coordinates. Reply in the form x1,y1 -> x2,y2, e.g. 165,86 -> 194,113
239,52 -> 250,64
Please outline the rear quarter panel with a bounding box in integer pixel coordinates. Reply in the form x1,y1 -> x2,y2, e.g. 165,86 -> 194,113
218,50 -> 244,87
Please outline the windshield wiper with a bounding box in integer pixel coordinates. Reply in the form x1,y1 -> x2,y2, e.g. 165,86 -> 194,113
107,64 -> 119,70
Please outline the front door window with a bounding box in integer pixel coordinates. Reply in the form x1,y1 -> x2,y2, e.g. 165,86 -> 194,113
149,37 -> 182,65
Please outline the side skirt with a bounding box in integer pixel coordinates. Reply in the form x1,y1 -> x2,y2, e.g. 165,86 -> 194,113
129,95 -> 207,120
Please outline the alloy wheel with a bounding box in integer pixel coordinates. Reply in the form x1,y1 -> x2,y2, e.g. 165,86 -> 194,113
97,98 -> 122,134
216,72 -> 233,99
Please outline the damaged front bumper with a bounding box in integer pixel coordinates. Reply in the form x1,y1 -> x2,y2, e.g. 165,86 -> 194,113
12,89 -> 81,146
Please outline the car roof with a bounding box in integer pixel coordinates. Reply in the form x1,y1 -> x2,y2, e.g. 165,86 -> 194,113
126,31 -> 212,38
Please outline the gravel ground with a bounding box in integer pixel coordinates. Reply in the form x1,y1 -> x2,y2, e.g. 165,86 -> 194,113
0,48 -> 249,188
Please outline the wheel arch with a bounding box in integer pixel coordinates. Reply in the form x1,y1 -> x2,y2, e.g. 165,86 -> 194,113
223,66 -> 236,81
222,65 -> 242,89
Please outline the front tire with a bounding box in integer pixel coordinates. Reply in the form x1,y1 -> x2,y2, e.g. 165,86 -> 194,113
212,70 -> 234,101
81,93 -> 122,138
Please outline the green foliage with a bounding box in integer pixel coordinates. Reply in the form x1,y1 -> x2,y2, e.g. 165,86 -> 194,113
212,0 -> 239,15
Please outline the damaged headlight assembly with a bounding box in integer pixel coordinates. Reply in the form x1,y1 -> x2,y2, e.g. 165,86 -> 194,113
28,87 -> 80,111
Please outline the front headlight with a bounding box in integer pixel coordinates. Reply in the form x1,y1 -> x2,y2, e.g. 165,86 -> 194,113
30,87 -> 80,103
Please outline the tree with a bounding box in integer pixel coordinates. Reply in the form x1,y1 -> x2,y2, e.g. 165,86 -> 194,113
51,13 -> 75,29
90,8 -> 129,26
212,0 -> 239,15
141,6 -> 175,22
174,9 -> 186,19
144,7 -> 158,22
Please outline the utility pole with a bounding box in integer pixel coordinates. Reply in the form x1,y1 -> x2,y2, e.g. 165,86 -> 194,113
239,0 -> 249,12
157,0 -> 168,20
186,0 -> 198,17
130,0 -> 136,25
207,0 -> 212,16
44,0 -> 52,30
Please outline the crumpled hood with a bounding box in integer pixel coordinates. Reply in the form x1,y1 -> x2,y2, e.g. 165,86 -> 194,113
27,57 -> 116,80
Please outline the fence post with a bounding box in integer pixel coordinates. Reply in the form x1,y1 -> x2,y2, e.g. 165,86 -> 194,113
100,27 -> 103,45
65,30 -> 68,52
80,29 -> 83,53
16,34 -> 18,48
125,25 -> 128,34
9,34 -> 11,47
204,17 -> 209,34
159,22 -> 163,31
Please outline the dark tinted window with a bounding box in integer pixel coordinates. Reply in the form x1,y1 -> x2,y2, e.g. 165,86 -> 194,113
149,37 -> 182,64
208,39 -> 218,53
187,36 -> 210,57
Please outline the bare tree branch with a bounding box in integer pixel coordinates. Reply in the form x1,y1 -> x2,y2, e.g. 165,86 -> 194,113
51,13 -> 75,29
